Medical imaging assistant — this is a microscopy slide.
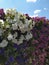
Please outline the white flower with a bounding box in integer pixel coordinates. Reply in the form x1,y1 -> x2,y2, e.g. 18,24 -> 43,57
11,9 -> 17,15
13,32 -> 18,38
6,17 -> 10,22
0,29 -> 3,36
7,34 -> 13,40
18,21 -> 23,27
23,19 -> 33,32
20,35 -> 24,41
6,25 -> 10,28
12,35 -> 24,45
28,20 -> 35,31
12,23 -> 18,30
12,38 -> 17,43
25,19 -> 29,25
0,19 -> 4,26
25,19 -> 32,25
17,39 -> 23,45
8,19 -> 13,23
25,32 -> 33,41
13,39 -> 23,45
18,12 -> 23,19
6,9 -> 16,15
0,40 -> 8,47
6,16 -> 13,23
17,35 -> 24,45
24,24 -> 28,31
14,13 -> 19,22
18,20 -> 28,33
19,24 -> 29,33
33,21 -> 35,26
19,23 -> 26,33
28,24 -> 33,30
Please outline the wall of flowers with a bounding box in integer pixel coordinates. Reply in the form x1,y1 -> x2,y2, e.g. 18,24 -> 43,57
0,9 -> 49,65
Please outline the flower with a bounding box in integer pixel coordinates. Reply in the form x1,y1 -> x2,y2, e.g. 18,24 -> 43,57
0,9 -> 49,65
8,56 -> 14,62
0,40 -> 8,47
6,9 -> 16,16
24,19 -> 33,31
12,38 -> 17,44
7,34 -> 13,40
17,35 -> 24,45
16,56 -> 25,64
13,32 -> 18,38
12,38 -> 23,45
5,25 -> 10,28
0,9 -> 5,20
12,23 -> 18,30
25,32 -> 33,41
33,21 -> 35,26
0,19 -> 4,25
0,28 -> 3,36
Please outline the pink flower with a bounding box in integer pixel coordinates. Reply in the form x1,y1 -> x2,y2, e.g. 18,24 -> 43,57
39,52 -> 46,63
32,40 -> 39,44
0,9 -> 5,20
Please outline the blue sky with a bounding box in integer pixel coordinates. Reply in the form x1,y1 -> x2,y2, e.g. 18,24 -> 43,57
0,0 -> 49,19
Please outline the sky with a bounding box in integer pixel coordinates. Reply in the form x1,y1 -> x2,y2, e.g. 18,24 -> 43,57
0,0 -> 49,19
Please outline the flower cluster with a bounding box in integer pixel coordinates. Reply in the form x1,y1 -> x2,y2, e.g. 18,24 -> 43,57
23,14 -> 49,65
31,17 -> 49,65
0,9 -> 35,48
0,9 -> 49,65
0,9 -> 35,65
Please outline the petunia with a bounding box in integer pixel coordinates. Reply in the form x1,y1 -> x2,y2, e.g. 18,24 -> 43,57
25,32 -> 33,41
0,9 -> 5,20
7,34 -> 13,40
12,23 -> 18,30
8,56 -> 14,62
12,38 -> 17,44
0,40 -> 8,47
13,32 -> 18,38
0,19 -> 4,25
16,56 -> 25,65
6,25 -> 10,28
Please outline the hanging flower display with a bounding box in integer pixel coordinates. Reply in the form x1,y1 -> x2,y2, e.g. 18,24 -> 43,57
0,9 -> 49,65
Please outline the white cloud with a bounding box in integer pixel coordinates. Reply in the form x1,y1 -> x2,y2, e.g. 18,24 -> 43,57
44,8 -> 47,10
30,14 -> 38,17
34,10 -> 41,14
29,9 -> 41,18
32,14 -> 38,17
26,0 -> 37,2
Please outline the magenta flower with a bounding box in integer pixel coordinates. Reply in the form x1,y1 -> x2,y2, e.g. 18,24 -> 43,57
0,9 -> 5,20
